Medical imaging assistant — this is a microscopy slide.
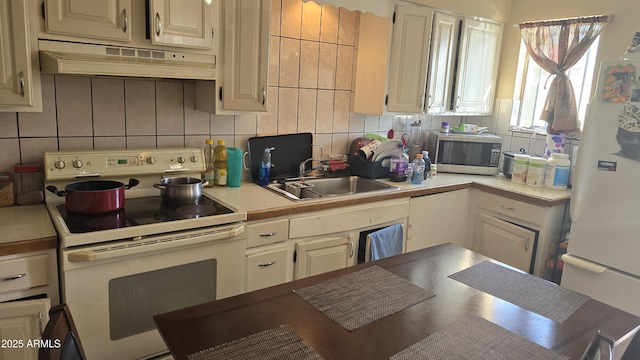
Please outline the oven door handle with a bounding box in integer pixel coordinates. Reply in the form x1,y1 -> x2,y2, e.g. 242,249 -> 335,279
67,224 -> 245,262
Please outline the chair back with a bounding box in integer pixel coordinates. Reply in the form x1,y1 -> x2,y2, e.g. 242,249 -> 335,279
38,303 -> 87,360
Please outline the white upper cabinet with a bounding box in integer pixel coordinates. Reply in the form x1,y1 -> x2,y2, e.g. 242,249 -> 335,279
45,0 -> 132,42
0,0 -> 42,112
425,12 -> 457,114
427,12 -> 503,115
453,18 -> 502,114
222,0 -> 270,112
386,5 -> 433,113
195,0 -> 270,113
385,6 -> 503,115
149,0 -> 212,49
43,0 -> 215,51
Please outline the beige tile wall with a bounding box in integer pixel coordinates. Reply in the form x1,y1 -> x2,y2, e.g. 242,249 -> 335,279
0,0 -> 536,176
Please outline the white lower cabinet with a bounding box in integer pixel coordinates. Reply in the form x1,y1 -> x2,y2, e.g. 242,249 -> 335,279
245,218 -> 291,292
469,190 -> 567,279
473,213 -> 536,272
0,298 -> 50,360
245,245 -> 289,292
294,235 -> 354,280
407,189 -> 469,252
289,198 -> 410,280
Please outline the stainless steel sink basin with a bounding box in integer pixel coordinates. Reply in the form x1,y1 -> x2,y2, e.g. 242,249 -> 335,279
265,176 -> 397,201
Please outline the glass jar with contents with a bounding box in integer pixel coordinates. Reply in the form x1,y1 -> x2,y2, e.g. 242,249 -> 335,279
14,163 -> 43,205
0,172 -> 14,207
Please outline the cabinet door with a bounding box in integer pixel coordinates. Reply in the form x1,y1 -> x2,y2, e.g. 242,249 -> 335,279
453,18 -> 502,114
425,12 -> 457,114
407,189 -> 469,252
473,213 -> 536,273
246,246 -> 289,292
0,299 -> 50,360
150,0 -> 213,49
0,0 -> 41,111
45,0 -> 131,41
295,236 -> 353,280
386,5 -> 432,113
222,0 -> 270,112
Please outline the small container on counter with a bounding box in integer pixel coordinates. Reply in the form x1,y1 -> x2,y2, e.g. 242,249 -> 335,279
14,163 -> 43,205
544,153 -> 571,190
0,172 -> 14,207
429,163 -> 437,177
441,121 -> 450,134
510,154 -> 530,184
525,157 -> 546,187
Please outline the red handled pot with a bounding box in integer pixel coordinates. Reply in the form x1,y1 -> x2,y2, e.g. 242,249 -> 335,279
46,178 -> 139,213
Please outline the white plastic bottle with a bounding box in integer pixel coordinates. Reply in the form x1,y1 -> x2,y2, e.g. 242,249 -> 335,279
410,154 -> 426,184
544,153 -> 571,190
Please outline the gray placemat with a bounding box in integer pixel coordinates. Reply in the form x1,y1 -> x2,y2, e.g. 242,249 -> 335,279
187,325 -> 322,360
391,315 -> 569,360
449,261 -> 590,322
294,265 -> 435,331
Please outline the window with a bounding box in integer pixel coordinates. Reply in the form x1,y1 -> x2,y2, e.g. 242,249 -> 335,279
512,37 -> 600,132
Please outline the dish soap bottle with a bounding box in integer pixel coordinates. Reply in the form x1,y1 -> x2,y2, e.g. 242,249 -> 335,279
214,140 -> 228,186
258,147 -> 275,186
203,139 -> 215,187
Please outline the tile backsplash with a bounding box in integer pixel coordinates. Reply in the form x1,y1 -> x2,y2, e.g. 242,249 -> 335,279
0,0 -> 567,175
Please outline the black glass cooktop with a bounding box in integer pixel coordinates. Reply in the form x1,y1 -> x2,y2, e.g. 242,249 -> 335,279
57,196 -> 234,234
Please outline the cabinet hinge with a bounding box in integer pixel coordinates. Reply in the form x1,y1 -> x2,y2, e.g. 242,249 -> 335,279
218,86 -> 223,102
41,2 -> 46,20
293,250 -> 297,263
392,12 -> 396,24
385,95 -> 388,106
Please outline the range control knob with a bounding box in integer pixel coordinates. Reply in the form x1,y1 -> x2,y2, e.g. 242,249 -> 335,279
190,155 -> 198,163
146,157 -> 156,165
177,156 -> 186,164
54,160 -> 66,169
72,160 -> 83,169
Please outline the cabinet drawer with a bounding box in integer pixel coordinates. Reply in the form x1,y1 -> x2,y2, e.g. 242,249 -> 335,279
289,199 -> 410,239
0,255 -> 48,294
247,218 -> 289,248
245,247 -> 288,292
477,192 -> 544,225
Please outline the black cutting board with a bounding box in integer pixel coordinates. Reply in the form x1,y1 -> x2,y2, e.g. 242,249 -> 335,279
247,133 -> 313,182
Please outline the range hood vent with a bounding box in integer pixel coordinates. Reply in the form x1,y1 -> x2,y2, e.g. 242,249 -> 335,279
38,40 -> 216,80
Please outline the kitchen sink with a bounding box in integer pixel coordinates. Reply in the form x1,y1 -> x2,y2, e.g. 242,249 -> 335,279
265,176 -> 397,201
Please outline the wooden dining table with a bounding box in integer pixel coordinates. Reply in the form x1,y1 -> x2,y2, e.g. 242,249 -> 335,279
154,243 -> 640,359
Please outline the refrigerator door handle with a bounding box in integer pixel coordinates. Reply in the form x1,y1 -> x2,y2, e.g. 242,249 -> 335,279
562,254 -> 607,274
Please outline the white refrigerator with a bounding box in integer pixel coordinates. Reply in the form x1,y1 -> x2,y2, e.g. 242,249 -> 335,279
561,57 -> 640,317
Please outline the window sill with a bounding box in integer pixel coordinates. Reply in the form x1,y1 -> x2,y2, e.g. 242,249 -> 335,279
509,125 -> 548,136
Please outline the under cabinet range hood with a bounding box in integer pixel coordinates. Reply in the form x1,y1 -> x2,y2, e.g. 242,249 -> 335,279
38,40 -> 216,80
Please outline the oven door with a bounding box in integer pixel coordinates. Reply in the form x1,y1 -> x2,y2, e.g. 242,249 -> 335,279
60,224 -> 246,360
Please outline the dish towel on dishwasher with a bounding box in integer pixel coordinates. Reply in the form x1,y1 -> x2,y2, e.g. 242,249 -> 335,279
369,224 -> 403,261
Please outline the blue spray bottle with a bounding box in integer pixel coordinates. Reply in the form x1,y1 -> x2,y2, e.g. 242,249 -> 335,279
257,147 -> 275,186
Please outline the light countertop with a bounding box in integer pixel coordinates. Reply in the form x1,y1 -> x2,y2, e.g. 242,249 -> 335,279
204,173 -> 571,221
0,204 -> 57,255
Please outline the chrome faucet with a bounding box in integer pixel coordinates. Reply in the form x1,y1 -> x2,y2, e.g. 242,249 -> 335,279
299,158 -> 316,179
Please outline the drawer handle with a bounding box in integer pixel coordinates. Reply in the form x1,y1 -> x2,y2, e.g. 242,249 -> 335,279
258,261 -> 276,267
259,232 -> 277,237
500,205 -> 516,211
2,273 -> 26,282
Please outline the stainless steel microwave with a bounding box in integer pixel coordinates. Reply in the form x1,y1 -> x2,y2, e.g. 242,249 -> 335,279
426,131 -> 502,175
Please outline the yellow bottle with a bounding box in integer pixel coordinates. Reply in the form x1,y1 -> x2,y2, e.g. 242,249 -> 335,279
214,140 -> 228,186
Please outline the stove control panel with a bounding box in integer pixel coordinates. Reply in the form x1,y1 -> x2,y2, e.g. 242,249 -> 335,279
44,148 -> 205,180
